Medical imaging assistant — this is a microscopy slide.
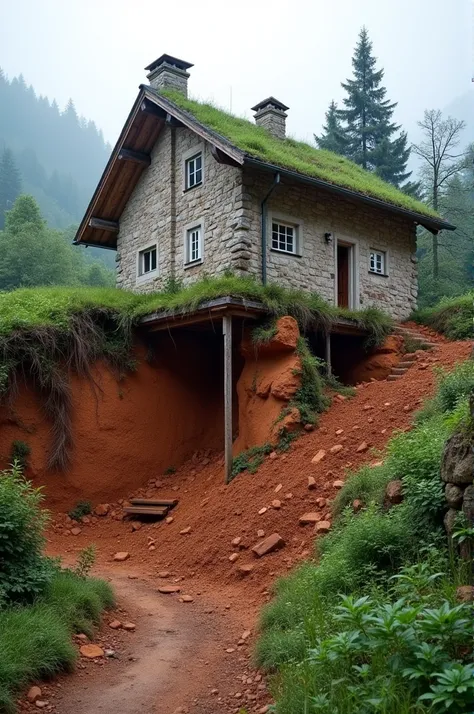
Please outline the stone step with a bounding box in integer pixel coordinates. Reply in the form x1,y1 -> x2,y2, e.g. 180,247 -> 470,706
401,352 -> 417,361
387,374 -> 401,381
397,361 -> 415,369
391,367 -> 408,375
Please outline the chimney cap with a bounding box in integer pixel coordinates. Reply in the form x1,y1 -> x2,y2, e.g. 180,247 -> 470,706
251,96 -> 289,113
145,54 -> 194,73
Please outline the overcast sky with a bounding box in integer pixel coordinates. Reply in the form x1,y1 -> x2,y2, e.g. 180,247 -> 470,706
1,0 -> 472,146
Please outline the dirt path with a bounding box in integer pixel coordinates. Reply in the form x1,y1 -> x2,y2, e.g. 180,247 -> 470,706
33,567 -> 266,714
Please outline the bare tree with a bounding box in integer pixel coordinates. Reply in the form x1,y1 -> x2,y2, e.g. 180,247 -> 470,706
412,110 -> 466,279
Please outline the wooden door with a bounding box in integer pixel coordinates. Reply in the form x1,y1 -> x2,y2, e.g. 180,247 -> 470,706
337,244 -> 349,308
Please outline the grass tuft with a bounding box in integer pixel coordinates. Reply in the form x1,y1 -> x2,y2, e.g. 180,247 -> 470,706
411,292 -> 473,341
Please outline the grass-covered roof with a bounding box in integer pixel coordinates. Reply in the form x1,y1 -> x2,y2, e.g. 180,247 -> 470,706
160,89 -> 440,221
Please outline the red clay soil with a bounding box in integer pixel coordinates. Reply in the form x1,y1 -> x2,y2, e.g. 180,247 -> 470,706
26,336 -> 470,714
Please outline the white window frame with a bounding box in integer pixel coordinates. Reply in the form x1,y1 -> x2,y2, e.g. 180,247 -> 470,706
369,249 -> 387,276
136,243 -> 158,283
184,219 -> 204,267
183,144 -> 204,191
268,213 -> 303,256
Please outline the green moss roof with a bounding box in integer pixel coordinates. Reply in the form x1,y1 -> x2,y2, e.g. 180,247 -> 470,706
161,90 -> 439,220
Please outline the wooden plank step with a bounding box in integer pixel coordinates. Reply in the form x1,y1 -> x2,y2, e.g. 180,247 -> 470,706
123,506 -> 168,517
130,498 -> 178,508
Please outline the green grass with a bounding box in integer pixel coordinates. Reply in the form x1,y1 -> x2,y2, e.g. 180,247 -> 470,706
411,292 -> 473,341
0,569 -> 114,712
159,90 -> 440,220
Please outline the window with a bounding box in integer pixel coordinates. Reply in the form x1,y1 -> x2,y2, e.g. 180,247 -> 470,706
185,225 -> 202,264
271,221 -> 296,254
185,152 -> 203,189
138,245 -> 157,277
369,249 -> 387,275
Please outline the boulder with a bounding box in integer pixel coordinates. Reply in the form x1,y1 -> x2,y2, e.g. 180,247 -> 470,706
384,480 -> 403,507
456,585 -> 474,603
252,533 -> 285,557
440,432 -> 474,485
443,508 -> 458,535
445,483 -> 464,509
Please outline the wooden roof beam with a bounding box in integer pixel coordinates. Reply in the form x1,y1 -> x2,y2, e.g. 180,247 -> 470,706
89,217 -> 119,232
118,148 -> 151,166
210,145 -> 241,168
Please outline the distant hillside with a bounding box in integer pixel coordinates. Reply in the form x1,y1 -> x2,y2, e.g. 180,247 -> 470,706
0,70 -> 113,267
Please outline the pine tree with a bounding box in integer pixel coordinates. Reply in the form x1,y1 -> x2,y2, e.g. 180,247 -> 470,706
314,101 -> 349,155
0,148 -> 22,229
337,27 -> 411,186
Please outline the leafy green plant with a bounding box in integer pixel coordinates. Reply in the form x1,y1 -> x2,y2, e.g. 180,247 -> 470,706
73,545 -> 97,578
68,500 -> 92,521
10,440 -> 31,468
419,664 -> 474,711
412,292 -> 473,341
0,462 -> 54,605
231,443 -> 273,480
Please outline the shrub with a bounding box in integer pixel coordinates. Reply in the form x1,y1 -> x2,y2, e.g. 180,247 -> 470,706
0,569 -> 114,712
68,500 -> 92,521
412,292 -> 473,341
0,463 -> 55,605
10,441 -> 31,468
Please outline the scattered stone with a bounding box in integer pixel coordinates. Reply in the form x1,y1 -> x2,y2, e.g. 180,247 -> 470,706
285,492 -> 293,500
418,362 -> 429,370
238,564 -> 254,576
403,405 -> 411,412
336,394 -> 346,402
70,527 -> 82,536
180,527 -> 191,535
158,570 -> 171,578
269,451 -> 278,460
252,533 -> 286,557
258,507 -> 268,515
104,649 -> 116,658
335,428 -> 344,436
80,644 -> 104,658
271,499 -> 282,509
27,687 -> 42,703
304,423 -> 314,431
455,585 -> 474,603
225,647 -> 235,653
231,536 -> 242,547
241,629 -> 251,640
363,404 -> 373,411
332,480 -> 344,490
158,585 -> 181,594
314,521 -> 331,534
384,480 -> 403,506
257,529 -> 265,538
311,449 -> 326,463
131,521 -> 142,531
113,551 -> 130,562
307,475 -> 316,490
274,483 -> 283,493
353,499 -> 363,512
356,441 -> 369,453
330,444 -> 343,454
180,595 -> 194,603
94,503 -> 110,517
165,516 -> 174,524
229,552 -> 239,563
108,619 -> 122,629
123,622 -> 136,631
35,701 -> 48,709
76,633 -> 88,642
315,497 -> 327,508
299,512 -> 322,525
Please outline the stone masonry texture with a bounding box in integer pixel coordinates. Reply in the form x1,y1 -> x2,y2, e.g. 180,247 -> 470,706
116,125 -> 418,320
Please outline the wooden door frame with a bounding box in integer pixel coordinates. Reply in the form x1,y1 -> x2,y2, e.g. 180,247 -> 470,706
334,238 -> 359,310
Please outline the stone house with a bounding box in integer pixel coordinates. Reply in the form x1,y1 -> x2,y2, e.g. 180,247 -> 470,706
75,54 -> 453,321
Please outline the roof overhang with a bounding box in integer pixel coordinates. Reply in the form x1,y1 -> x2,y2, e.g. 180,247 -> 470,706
74,88 -> 454,249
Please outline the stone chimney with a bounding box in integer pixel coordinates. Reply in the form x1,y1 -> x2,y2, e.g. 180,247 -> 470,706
145,54 -> 193,97
251,97 -> 289,139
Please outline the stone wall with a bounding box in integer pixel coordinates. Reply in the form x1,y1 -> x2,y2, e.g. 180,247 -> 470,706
441,430 -> 474,541
116,125 -> 244,291
116,128 -> 418,320
238,168 -> 418,321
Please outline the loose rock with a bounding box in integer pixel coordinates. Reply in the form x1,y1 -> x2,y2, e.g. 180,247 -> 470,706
311,449 -> 326,464
94,503 -> 110,517
299,512 -> 322,525
330,444 -> 343,454
252,533 -> 285,557
384,480 -> 403,506
122,622 -> 136,631
180,527 -> 191,535
307,476 -> 316,490
314,521 -> 331,534
71,527 -> 82,536
271,499 -> 282,509
238,564 -> 254,576
158,585 -> 181,594
332,480 -> 344,490
356,441 -> 369,453
455,585 -> 474,603
113,551 -> 130,562
108,619 -> 122,629
180,595 -> 194,603
80,644 -> 104,658
27,687 -> 42,703
229,552 -> 239,563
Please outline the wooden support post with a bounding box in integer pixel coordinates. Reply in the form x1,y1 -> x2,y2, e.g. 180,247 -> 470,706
325,331 -> 332,377
223,314 -> 233,484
